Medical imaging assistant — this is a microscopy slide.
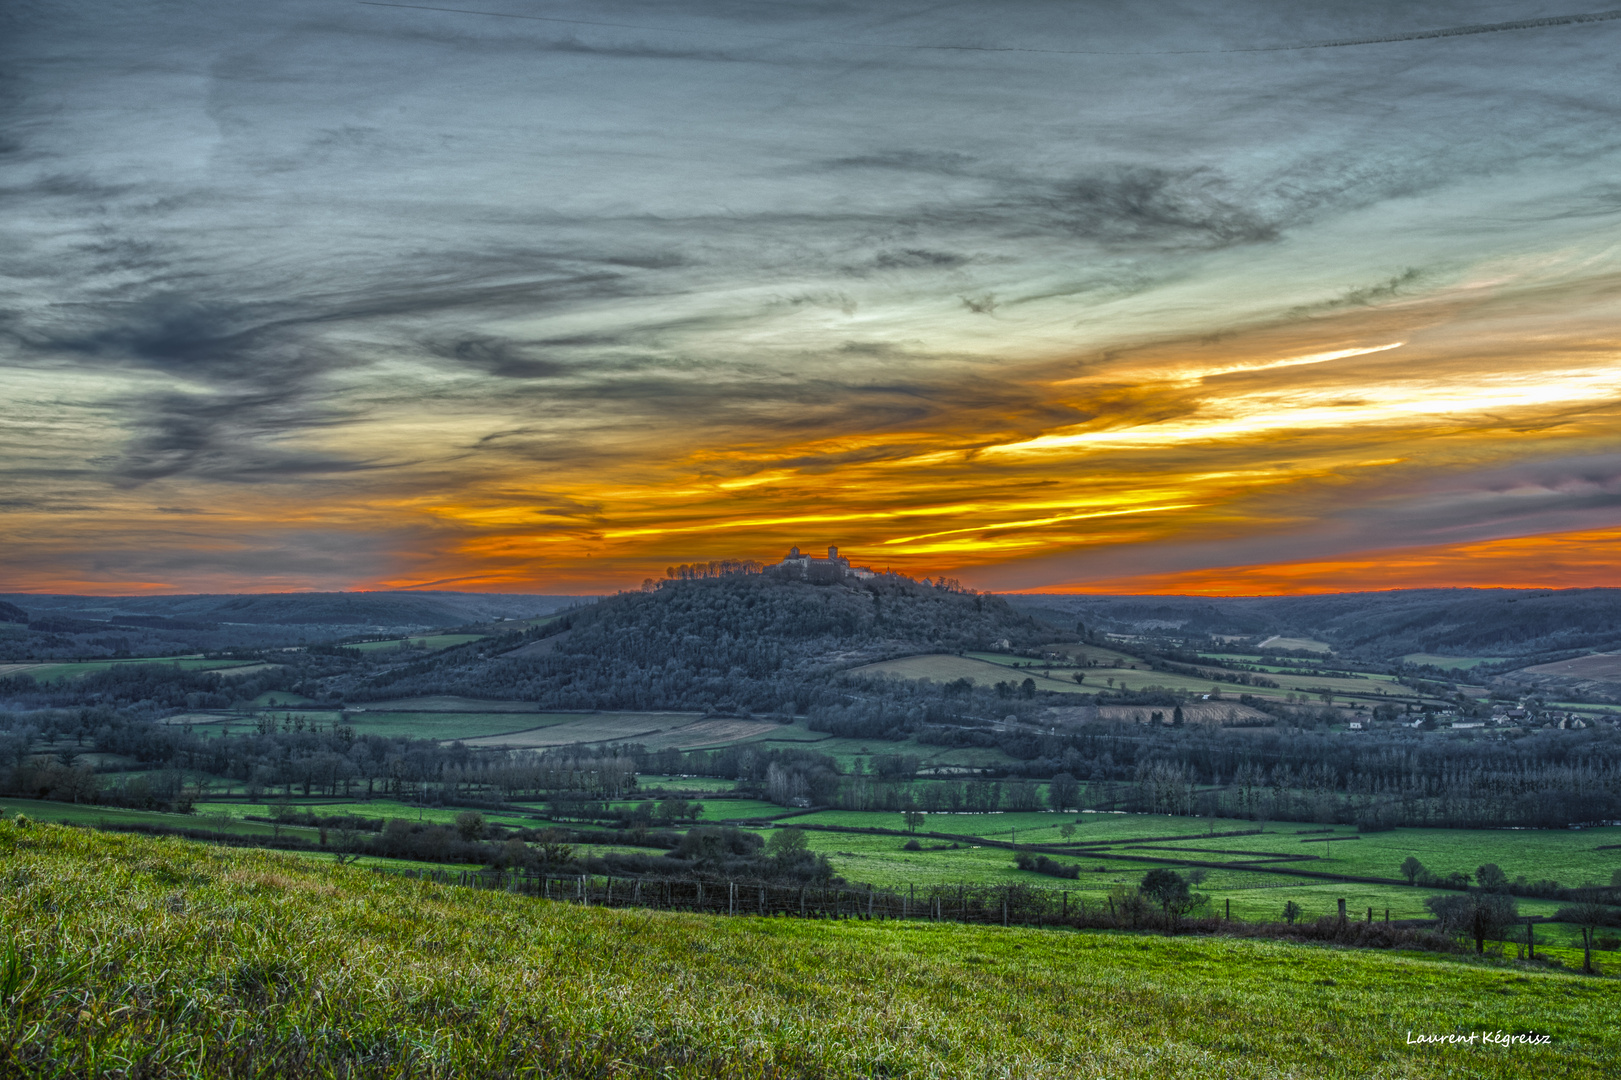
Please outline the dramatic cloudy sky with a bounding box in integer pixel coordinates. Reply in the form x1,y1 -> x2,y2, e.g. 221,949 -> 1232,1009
7,1 -> 1621,593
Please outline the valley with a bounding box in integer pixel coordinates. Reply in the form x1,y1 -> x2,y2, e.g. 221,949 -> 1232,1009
5,575 -> 1621,1076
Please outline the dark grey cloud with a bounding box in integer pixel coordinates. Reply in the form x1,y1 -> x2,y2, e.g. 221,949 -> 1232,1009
430,336 -> 568,379
9,1 -> 1621,586
871,249 -> 969,270
111,388 -> 395,486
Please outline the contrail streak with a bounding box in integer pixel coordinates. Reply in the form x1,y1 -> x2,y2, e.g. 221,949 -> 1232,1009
1232,8 -> 1621,52
356,3 -> 1621,57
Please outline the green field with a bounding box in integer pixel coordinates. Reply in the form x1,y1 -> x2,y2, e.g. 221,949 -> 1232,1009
638,775 -> 745,794
1020,643 -> 1142,665
171,708 -> 667,743
0,797 -> 317,843
692,798 -> 786,821
0,657 -> 261,683
751,810 -> 1620,950
852,653 -> 1092,691
1260,636 -> 1334,653
343,710 -> 570,740
1403,654 -> 1507,670
3,821 -> 1615,1078
783,809 -> 1621,884
345,633 -> 485,653
746,719 -> 1022,771
246,690 -> 318,708
283,849 -> 485,874
203,797 -> 547,832
849,652 -> 1413,705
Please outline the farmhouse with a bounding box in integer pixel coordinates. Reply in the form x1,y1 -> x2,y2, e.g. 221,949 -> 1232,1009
773,545 -> 876,583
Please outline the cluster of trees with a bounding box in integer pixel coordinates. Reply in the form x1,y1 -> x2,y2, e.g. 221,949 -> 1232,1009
1013,852 -> 1079,879
0,699 -> 651,814
1423,870 -> 1521,955
595,826 -> 837,883
965,719 -> 1621,829
0,662 -> 315,713
634,716 -> 1621,829
654,559 -> 765,583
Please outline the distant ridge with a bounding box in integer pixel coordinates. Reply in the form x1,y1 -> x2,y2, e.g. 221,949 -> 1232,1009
1004,587 -> 1621,660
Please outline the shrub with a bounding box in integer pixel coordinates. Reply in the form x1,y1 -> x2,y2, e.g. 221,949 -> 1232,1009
1013,853 -> 1079,879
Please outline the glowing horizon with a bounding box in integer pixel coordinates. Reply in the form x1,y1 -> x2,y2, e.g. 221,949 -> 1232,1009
8,4 -> 1621,597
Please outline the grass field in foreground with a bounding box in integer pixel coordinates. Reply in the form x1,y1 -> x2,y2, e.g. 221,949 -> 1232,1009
0,797 -> 316,842
1,822 -> 1615,1078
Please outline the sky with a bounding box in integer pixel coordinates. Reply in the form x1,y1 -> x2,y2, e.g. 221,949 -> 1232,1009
7,1 -> 1621,595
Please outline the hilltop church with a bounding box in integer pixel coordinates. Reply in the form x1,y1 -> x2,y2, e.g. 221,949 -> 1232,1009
773,545 -> 876,583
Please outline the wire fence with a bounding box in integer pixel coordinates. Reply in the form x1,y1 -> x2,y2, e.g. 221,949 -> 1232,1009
397,868 -> 1131,924
387,867 -> 1454,947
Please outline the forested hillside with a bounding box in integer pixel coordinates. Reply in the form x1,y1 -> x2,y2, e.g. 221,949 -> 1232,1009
1014,589 -> 1621,659
343,574 -> 1064,713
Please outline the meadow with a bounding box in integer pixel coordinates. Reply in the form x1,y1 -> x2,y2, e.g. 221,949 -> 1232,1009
747,720 -> 1023,771
344,633 -> 486,653
0,657 -> 262,682
1259,635 -> 1334,652
851,653 -> 1091,692
9,777 -> 1618,960
0,797 -> 311,842
852,649 -> 1418,707
3,820 -> 1617,1078
165,705 -> 740,746
761,809 -> 1619,953
1403,654 -> 1506,670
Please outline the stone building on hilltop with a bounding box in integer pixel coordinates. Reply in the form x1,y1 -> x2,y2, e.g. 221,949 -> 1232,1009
773,545 -> 875,583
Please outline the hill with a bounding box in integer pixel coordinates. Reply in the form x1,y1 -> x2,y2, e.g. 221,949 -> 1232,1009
0,591 -> 580,660
1010,589 -> 1621,660
2,820 -> 1613,1078
342,573 -> 1063,712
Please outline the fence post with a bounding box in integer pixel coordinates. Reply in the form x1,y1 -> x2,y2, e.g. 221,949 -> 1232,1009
1225,899 -> 1230,920
1063,892 -> 1068,920
1337,898 -> 1347,925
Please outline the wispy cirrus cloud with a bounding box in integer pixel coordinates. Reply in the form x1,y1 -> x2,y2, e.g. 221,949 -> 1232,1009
7,1 -> 1621,591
